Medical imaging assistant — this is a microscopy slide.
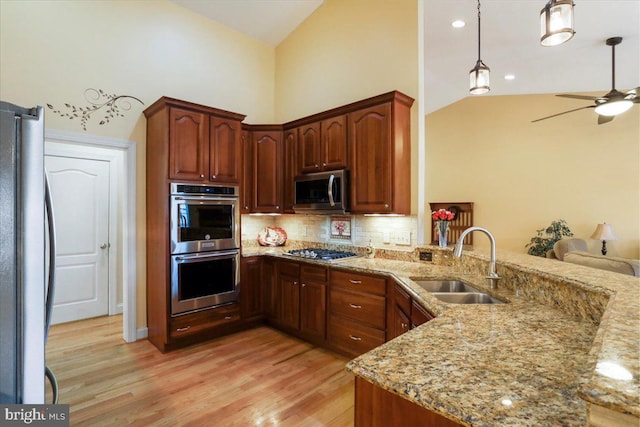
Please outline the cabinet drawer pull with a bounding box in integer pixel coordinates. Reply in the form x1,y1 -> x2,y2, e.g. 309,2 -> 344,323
349,303 -> 362,309
224,316 -> 232,320
176,326 -> 191,332
349,279 -> 362,284
349,335 -> 362,341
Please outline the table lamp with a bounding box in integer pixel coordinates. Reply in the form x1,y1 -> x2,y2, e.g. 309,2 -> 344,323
590,223 -> 617,256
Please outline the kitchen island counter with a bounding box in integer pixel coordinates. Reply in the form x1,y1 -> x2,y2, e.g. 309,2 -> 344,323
242,244 -> 639,426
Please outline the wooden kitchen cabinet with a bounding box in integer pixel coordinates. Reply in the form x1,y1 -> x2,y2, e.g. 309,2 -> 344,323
327,269 -> 387,357
169,107 -> 209,181
270,259 -> 328,344
275,260 -> 301,330
355,377 -> 463,427
348,92 -> 413,214
299,264 -> 327,342
298,115 -> 347,174
388,282 -> 435,340
144,97 -> 246,353
240,256 -> 264,321
209,116 -> 242,184
298,122 -> 321,173
166,102 -> 244,184
251,126 -> 283,214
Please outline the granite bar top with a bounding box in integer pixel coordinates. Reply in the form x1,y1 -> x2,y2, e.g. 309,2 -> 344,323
241,243 -> 639,426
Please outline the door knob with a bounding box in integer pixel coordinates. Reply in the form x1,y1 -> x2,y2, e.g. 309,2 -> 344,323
100,243 -> 109,249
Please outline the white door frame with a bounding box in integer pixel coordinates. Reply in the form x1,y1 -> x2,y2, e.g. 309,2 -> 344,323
45,129 -> 138,343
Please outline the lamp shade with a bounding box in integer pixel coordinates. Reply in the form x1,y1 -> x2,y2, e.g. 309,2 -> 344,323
540,0 -> 575,47
590,223 -> 618,241
594,99 -> 634,117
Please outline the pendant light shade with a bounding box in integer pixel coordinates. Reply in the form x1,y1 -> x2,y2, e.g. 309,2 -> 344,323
540,0 -> 575,47
469,60 -> 490,95
469,0 -> 490,95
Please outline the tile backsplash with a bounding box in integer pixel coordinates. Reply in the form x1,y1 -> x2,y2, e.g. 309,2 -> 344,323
242,214 -> 418,250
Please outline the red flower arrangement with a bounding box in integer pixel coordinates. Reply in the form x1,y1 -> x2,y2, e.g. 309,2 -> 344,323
432,209 -> 455,221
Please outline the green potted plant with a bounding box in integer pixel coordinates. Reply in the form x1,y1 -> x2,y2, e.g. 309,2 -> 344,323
525,219 -> 574,257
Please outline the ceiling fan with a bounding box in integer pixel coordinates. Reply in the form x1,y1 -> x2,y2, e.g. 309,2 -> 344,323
533,36 -> 639,125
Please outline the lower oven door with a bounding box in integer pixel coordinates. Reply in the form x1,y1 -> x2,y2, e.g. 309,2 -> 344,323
170,250 -> 240,316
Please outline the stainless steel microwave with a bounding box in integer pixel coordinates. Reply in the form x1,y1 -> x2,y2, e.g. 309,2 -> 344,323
293,170 -> 349,214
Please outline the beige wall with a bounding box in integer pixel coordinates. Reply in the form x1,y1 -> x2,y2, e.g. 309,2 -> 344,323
425,94 -> 640,259
275,0 -> 420,212
1,0 -> 276,328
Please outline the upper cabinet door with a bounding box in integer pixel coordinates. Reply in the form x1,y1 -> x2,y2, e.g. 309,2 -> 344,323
298,122 -> 321,173
321,114 -> 347,171
169,107 -> 209,181
209,117 -> 241,184
252,130 -> 283,213
349,103 -> 392,213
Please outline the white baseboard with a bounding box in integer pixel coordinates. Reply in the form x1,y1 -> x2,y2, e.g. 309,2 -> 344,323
136,327 -> 148,340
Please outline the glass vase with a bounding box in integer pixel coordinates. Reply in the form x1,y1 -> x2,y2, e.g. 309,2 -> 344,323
437,220 -> 449,247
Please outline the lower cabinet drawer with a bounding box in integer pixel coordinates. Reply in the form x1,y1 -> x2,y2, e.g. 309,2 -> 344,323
329,288 -> 386,329
327,315 -> 385,357
169,303 -> 240,339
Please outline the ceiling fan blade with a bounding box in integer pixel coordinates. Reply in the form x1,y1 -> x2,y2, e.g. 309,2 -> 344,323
531,105 -> 595,123
626,87 -> 640,103
556,94 -> 599,101
598,115 -> 615,125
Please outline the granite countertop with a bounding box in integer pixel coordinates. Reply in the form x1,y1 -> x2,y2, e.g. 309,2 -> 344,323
242,244 -> 640,426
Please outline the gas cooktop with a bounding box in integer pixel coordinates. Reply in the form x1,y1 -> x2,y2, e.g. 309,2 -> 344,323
286,248 -> 358,261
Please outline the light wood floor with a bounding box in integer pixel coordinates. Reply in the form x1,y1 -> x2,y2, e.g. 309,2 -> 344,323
46,315 -> 354,426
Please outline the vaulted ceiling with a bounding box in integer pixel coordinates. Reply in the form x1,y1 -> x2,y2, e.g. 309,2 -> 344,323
170,0 -> 640,114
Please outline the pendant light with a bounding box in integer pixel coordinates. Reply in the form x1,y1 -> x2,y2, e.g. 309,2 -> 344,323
540,0 -> 575,47
469,0 -> 490,95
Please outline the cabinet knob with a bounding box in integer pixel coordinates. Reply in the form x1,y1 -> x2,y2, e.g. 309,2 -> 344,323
315,164 -> 319,168
276,205 -> 280,209
384,203 -> 389,208
200,174 -> 205,178
211,175 -> 216,179
322,162 -> 327,167
402,322 -> 408,330
244,205 -> 249,210
302,283 -> 306,287
293,281 -> 298,285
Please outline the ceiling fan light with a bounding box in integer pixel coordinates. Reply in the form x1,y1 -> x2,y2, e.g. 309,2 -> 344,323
594,100 -> 633,117
540,0 -> 575,47
470,60 -> 490,95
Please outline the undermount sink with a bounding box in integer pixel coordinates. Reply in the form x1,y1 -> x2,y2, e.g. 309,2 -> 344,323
432,292 -> 505,304
414,280 -> 481,293
411,278 -> 507,304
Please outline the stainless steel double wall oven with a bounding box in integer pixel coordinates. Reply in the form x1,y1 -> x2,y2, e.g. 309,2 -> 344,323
170,183 -> 240,316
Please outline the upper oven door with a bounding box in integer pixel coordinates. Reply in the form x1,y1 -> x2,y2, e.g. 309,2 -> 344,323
170,196 -> 239,254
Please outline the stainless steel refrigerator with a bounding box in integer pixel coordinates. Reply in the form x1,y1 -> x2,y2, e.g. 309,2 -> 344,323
0,101 -> 57,404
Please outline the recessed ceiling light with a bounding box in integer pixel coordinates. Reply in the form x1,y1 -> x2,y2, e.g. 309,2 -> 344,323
504,74 -> 516,80
451,20 -> 466,28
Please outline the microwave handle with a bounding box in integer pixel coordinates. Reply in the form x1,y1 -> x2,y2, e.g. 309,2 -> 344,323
328,174 -> 335,207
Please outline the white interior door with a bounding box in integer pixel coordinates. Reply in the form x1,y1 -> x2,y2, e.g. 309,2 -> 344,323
45,155 -> 110,324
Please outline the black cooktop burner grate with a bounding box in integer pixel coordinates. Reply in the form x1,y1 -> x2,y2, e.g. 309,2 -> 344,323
286,248 -> 357,260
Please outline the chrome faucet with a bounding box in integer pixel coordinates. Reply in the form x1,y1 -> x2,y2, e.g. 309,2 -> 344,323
453,227 -> 500,289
